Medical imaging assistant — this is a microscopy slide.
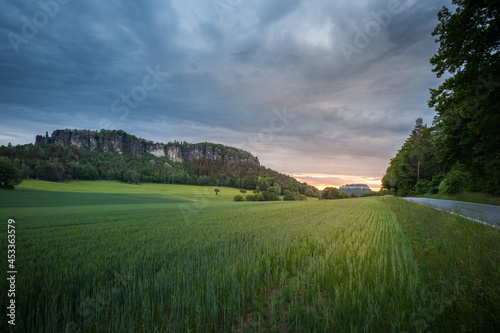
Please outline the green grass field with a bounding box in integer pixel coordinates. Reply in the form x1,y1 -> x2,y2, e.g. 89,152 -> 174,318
1,181 -> 499,332
16,179 -> 243,202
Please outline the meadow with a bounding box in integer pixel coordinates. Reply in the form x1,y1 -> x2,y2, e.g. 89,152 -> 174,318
1,181 -> 499,332
16,179 -> 242,202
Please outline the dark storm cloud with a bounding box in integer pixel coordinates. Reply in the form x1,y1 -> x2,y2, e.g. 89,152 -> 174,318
0,0 -> 452,188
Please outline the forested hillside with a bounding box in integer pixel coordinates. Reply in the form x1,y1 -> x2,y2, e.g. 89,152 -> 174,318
0,134 -> 317,195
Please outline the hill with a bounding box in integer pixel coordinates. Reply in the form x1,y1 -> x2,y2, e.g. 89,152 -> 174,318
339,184 -> 372,196
0,129 -> 318,195
36,129 -> 259,164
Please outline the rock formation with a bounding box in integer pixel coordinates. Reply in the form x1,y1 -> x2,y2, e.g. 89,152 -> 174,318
35,129 -> 260,165
339,184 -> 372,196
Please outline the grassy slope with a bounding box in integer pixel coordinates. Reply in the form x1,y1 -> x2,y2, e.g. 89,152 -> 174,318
16,179 -> 242,202
384,197 -> 500,332
1,183 -> 499,332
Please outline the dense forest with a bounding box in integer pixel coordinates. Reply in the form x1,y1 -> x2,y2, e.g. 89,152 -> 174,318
0,141 -> 318,195
383,0 -> 499,196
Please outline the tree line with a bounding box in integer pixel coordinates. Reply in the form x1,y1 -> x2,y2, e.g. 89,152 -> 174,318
0,142 -> 318,195
383,0 -> 499,196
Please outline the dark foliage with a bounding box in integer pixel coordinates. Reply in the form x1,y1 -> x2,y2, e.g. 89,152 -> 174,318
0,142 -> 318,194
383,0 -> 500,196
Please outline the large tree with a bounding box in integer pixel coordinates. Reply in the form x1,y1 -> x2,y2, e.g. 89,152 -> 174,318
429,0 -> 500,193
382,119 -> 435,196
0,156 -> 23,189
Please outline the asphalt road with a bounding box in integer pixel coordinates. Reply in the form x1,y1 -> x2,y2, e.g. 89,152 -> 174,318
400,197 -> 500,227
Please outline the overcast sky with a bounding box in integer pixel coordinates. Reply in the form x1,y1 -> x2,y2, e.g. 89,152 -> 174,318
0,0 -> 452,190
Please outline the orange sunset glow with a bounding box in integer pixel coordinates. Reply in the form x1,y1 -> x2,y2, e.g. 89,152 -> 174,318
293,174 -> 382,192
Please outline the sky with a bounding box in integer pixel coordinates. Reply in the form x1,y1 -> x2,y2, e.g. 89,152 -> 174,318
0,0 -> 453,191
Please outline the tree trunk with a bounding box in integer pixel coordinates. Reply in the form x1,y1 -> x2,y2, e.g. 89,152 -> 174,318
417,159 -> 420,183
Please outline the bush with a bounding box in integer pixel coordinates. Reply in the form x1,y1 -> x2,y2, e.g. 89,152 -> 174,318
297,194 -> 307,201
283,193 -> 295,201
262,190 -> 280,201
246,193 -> 264,201
439,166 -> 470,195
233,195 -> 245,202
123,169 -> 141,184
350,193 -> 359,198
339,191 -> 350,199
414,179 -> 430,195
396,182 -> 414,197
438,179 -> 448,194
321,187 -> 340,199
428,174 -> 446,194
446,170 -> 467,194
239,189 -> 247,194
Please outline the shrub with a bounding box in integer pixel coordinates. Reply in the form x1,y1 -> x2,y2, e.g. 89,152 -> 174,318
246,193 -> 264,201
339,191 -> 350,199
262,190 -> 280,201
233,195 -> 245,202
439,171 -> 464,194
439,165 -> 470,195
297,194 -> 307,201
239,189 -> 247,194
413,179 -> 430,195
321,187 -> 340,199
428,174 -> 446,194
350,193 -> 359,198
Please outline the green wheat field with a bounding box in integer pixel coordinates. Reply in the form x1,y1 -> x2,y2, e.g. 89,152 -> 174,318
1,181 -> 500,332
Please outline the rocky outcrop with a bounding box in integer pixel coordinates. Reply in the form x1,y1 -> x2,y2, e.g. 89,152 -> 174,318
339,184 -> 372,196
35,129 -> 260,165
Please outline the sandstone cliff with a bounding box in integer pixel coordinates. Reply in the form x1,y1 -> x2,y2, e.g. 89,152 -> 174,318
36,129 -> 260,165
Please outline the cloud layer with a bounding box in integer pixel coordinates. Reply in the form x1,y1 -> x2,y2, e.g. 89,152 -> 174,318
0,0 -> 452,190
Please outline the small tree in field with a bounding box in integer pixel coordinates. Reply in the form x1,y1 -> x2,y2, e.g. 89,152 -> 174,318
214,188 -> 220,195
